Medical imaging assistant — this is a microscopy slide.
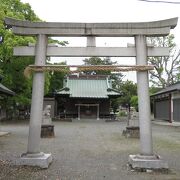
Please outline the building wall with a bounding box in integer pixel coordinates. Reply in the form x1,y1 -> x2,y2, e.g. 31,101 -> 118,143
154,99 -> 170,121
153,92 -> 180,122
56,97 -> 110,119
172,92 -> 180,122
0,108 -> 6,120
172,99 -> 180,122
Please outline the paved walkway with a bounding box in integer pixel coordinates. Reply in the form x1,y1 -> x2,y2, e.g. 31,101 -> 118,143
152,120 -> 180,127
0,120 -> 180,180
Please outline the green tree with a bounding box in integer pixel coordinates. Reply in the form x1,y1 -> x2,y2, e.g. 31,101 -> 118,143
147,34 -> 180,88
0,0 -> 40,110
117,80 -> 137,123
83,57 -> 123,86
0,0 -> 42,119
0,0 -> 68,112
48,62 -> 68,94
83,57 -> 114,65
118,80 -> 137,108
130,95 -> 138,112
83,57 -> 115,75
149,86 -> 162,95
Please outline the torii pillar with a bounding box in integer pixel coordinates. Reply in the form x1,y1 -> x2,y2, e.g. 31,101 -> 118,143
4,17 -> 178,170
21,34 -> 52,168
128,35 -> 168,169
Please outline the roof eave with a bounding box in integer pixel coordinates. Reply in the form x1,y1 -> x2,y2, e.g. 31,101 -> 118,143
0,85 -> 15,96
151,89 -> 179,97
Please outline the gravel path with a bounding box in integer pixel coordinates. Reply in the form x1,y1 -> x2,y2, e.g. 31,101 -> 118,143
0,120 -> 180,180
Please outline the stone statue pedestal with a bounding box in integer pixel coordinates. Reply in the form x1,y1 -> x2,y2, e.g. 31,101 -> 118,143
17,152 -> 52,169
41,124 -> 54,138
129,154 -> 168,171
41,105 -> 55,138
122,126 -> 140,138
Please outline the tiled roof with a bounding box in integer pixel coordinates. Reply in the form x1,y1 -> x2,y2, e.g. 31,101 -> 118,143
57,76 -> 120,98
151,82 -> 180,96
0,83 -> 15,96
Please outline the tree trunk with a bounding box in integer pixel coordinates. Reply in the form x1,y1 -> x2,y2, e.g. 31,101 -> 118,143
127,104 -> 131,126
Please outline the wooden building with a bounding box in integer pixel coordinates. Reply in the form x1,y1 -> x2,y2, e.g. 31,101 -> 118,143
0,81 -> 15,120
151,82 -> 180,122
55,75 -> 121,120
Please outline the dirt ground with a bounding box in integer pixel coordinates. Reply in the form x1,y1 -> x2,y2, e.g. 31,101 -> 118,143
0,119 -> 180,180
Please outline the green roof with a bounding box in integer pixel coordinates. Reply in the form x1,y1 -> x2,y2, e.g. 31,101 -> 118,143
57,76 -> 120,99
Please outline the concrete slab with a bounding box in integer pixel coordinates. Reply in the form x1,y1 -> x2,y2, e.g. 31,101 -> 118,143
129,154 -> 168,170
16,153 -> 52,169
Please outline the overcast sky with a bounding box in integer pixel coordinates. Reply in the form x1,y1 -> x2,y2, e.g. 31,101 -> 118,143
20,0 -> 180,81
20,0 -> 180,42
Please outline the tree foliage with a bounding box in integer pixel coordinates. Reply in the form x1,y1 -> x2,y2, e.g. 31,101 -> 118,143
115,80 -> 137,122
0,0 -> 41,108
149,86 -> 162,95
83,57 -> 123,87
48,62 -> 68,94
147,34 -> 180,88
0,0 -> 68,110
117,80 -> 137,108
130,96 -> 138,111
83,57 -> 116,75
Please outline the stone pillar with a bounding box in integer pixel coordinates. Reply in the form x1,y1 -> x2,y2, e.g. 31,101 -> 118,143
87,37 -> 98,121
169,94 -> 172,123
97,104 -> 99,120
78,105 -> 80,120
27,34 -> 47,153
128,35 -> 168,170
87,36 -> 96,47
136,35 -> 153,155
19,34 -> 52,168
171,95 -> 174,122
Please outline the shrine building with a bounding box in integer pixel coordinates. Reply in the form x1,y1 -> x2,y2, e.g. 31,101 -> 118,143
53,75 -> 121,120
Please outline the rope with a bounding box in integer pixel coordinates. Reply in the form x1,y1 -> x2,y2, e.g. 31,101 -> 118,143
24,65 -> 154,78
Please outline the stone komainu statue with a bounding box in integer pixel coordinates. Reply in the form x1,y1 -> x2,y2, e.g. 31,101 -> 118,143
42,105 -> 52,125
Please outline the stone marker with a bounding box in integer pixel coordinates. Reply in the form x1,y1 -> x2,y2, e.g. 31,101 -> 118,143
41,105 -> 55,138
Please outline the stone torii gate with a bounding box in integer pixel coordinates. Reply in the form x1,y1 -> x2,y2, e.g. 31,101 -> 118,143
5,17 -> 178,169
